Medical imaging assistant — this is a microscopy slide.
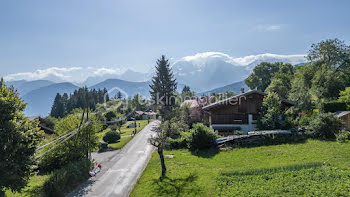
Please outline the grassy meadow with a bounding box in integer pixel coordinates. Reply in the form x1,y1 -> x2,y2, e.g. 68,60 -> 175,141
131,139 -> 350,197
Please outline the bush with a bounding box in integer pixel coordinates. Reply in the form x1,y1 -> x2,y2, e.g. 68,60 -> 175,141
104,111 -> 117,121
42,159 -> 91,197
308,113 -> 342,139
336,130 -> 350,143
165,132 -> 191,150
188,123 -> 217,151
38,113 -> 100,172
103,130 -> 120,143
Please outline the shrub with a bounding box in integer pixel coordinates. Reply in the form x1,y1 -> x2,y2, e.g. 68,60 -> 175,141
38,113 -> 100,172
103,130 -> 120,143
336,130 -> 350,143
42,159 -> 91,197
104,111 -> 117,121
308,113 -> 342,139
165,132 -> 191,149
188,123 -> 217,151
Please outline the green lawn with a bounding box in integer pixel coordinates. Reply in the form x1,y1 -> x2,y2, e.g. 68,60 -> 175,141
108,136 -> 133,149
131,140 -> 350,197
97,120 -> 150,140
120,120 -> 150,136
5,174 -> 50,197
97,119 -> 150,150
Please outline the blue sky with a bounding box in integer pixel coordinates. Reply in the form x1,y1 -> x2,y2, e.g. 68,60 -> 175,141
1,0 -> 350,76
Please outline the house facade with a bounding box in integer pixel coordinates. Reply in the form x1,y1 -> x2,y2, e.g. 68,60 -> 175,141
134,111 -> 157,120
202,90 -> 294,135
336,111 -> 350,130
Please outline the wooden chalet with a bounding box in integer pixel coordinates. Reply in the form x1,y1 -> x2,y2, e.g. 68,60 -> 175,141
202,90 -> 294,135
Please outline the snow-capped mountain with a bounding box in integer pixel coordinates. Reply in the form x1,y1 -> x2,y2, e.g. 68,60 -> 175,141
171,52 -> 306,91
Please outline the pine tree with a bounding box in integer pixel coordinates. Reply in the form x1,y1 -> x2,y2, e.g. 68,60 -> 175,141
0,79 -> 42,195
50,93 -> 65,118
61,93 -> 69,116
103,88 -> 109,102
182,85 -> 191,93
150,55 -> 177,121
117,91 -> 122,99
149,55 -> 177,179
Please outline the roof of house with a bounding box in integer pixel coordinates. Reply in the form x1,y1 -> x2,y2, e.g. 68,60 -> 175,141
335,111 -> 350,118
202,90 -> 295,111
145,112 -> 157,115
135,111 -> 144,115
182,99 -> 200,108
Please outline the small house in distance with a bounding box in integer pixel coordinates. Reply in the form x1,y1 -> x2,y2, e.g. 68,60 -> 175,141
202,90 -> 294,136
134,111 -> 157,120
181,97 -> 211,123
336,111 -> 350,130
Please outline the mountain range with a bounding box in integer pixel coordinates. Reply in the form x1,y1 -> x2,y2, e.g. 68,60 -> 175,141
4,52 -> 306,116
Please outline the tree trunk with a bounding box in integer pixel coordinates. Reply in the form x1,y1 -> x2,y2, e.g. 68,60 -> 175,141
158,147 -> 166,178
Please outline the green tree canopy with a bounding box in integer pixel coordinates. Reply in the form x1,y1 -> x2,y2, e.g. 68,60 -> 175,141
0,79 -> 42,194
245,62 -> 293,92
257,92 -> 287,130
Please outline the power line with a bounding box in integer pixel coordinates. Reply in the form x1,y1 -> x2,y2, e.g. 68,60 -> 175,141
35,121 -> 90,159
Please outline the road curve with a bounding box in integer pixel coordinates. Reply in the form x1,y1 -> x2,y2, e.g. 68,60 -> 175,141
69,120 -> 160,197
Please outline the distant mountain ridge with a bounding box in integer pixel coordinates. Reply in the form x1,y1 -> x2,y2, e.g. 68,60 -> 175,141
22,82 -> 79,116
200,81 -> 250,95
7,78 -> 152,116
90,79 -> 151,98
6,80 -> 55,95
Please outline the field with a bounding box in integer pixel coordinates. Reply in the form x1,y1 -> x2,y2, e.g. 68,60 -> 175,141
131,139 -> 350,197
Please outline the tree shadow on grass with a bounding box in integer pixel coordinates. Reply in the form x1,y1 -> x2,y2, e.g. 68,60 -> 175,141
190,148 -> 219,158
221,162 -> 323,177
152,173 -> 203,197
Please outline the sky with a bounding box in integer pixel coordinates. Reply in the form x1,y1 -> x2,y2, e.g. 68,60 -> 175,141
1,0 -> 350,77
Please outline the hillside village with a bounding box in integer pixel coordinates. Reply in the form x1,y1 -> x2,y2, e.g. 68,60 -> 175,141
2,38 -> 350,197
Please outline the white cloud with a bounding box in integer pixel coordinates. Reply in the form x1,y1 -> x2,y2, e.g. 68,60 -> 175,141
4,67 -> 83,81
4,66 -> 125,82
93,67 -> 123,76
232,53 -> 306,66
175,52 -> 306,66
255,24 -> 282,32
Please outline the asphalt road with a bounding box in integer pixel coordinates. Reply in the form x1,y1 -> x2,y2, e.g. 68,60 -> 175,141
69,120 -> 160,197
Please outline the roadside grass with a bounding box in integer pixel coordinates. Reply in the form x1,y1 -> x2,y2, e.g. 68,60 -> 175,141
120,120 -> 150,136
97,120 -> 150,141
108,136 -> 133,149
97,120 -> 150,150
131,139 -> 350,197
5,174 -> 50,197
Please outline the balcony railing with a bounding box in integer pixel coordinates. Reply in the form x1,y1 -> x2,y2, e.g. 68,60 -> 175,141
212,114 -> 249,124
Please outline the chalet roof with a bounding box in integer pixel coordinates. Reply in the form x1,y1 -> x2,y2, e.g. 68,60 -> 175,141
202,90 -> 295,111
182,99 -> 200,108
145,112 -> 156,115
335,111 -> 350,118
135,111 -> 144,115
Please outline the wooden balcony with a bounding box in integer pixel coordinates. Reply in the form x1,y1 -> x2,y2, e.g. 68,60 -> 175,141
211,114 -> 249,124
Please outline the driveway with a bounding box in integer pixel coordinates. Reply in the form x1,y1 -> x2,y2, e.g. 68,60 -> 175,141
69,120 -> 160,197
